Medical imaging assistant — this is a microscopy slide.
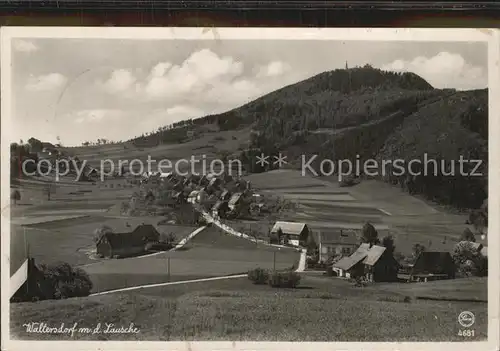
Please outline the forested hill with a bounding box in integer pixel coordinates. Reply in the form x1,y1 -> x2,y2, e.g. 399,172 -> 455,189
128,66 -> 488,210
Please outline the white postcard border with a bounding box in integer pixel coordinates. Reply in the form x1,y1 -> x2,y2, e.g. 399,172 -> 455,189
1,27 -> 499,351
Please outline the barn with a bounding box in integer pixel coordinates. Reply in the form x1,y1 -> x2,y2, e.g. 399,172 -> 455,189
95,224 -> 160,258
409,251 -> 456,282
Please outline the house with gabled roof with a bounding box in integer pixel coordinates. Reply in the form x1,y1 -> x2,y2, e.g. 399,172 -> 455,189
315,230 -> 359,262
333,243 -> 370,278
332,243 -> 399,282
270,221 -> 309,247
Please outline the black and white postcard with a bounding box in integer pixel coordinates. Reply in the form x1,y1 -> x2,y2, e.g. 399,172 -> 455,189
1,27 -> 499,351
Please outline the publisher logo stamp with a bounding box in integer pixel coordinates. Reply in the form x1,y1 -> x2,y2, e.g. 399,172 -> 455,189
458,311 -> 475,328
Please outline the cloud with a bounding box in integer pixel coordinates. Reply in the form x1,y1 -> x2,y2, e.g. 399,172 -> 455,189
13,39 -> 38,53
100,69 -> 137,94
380,52 -> 487,90
25,73 -> 67,91
92,50 -> 297,131
143,49 -> 244,99
256,61 -> 291,78
72,109 -> 124,124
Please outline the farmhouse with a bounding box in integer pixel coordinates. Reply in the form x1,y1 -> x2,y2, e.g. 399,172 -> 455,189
409,252 -> 456,282
271,221 -> 309,247
316,230 -> 359,262
96,224 -> 160,258
332,243 -> 370,278
332,244 -> 398,282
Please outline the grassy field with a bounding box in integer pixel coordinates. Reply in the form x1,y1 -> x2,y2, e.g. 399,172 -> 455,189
82,226 -> 300,293
10,275 -> 487,341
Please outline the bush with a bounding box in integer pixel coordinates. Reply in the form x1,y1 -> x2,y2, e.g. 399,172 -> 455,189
247,268 -> 270,284
452,241 -> 488,277
268,270 -> 301,288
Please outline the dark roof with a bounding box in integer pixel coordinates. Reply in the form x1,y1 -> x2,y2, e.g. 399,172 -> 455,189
333,243 -> 370,270
105,218 -> 165,235
99,232 -> 145,249
102,224 -> 161,248
411,252 -> 455,275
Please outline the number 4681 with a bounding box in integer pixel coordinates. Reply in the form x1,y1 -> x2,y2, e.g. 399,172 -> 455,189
458,329 -> 475,337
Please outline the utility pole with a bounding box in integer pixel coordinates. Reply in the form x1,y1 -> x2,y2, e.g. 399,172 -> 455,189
273,251 -> 276,271
167,257 -> 171,281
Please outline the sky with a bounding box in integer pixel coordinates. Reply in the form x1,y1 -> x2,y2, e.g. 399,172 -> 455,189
9,38 -> 488,146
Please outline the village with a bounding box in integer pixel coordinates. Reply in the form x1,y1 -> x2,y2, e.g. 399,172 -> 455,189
81,164 -> 489,286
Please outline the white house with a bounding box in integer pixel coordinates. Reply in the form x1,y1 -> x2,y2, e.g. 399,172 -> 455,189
187,190 -> 199,204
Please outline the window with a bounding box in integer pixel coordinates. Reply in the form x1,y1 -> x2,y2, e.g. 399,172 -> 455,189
342,247 -> 351,255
